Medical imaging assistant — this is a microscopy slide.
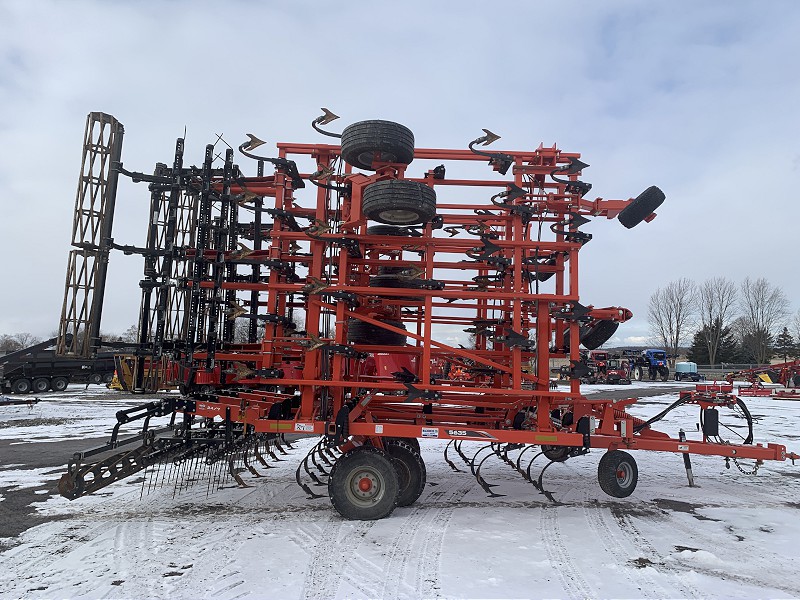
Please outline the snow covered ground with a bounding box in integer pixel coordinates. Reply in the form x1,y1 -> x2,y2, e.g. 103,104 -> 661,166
1,383 -> 800,599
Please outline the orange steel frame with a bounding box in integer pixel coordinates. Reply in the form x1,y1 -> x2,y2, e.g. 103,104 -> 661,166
177,140 -> 791,466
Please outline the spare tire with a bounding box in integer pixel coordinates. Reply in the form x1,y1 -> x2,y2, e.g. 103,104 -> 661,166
562,320 -> 619,351
347,318 -> 407,346
369,274 -> 423,301
580,320 -> 619,350
618,186 -> 665,229
362,179 -> 436,225
341,120 -> 415,170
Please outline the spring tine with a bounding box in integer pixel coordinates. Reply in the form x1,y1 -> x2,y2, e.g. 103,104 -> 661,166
475,451 -> 505,498
526,451 -> 545,487
469,444 -> 493,477
310,444 -> 330,476
280,433 -> 295,450
444,440 -> 463,472
515,444 -> 537,477
316,443 -> 334,467
295,458 -> 326,499
454,440 -> 470,465
244,444 -> 262,477
229,457 -> 251,488
303,452 -> 326,486
325,445 -> 338,459
274,438 -> 289,455
536,460 -> 561,503
254,438 -> 274,468
267,440 -> 285,462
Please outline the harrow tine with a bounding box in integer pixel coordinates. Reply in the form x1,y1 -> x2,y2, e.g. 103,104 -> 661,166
536,460 -> 561,503
475,450 -> 506,498
526,450 -> 545,487
444,440 -> 463,472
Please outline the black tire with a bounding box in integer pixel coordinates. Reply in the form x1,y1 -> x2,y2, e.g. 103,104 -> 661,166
634,366 -> 643,381
346,318 -> 407,346
597,450 -> 638,498
88,373 -> 103,385
328,446 -> 399,520
385,440 -> 426,507
659,367 -> 670,382
366,225 -> 414,237
51,377 -> 69,392
11,379 -> 31,394
618,186 -> 666,229
32,378 -> 50,393
102,372 -> 114,384
580,320 -> 619,350
340,120 -> 415,170
377,265 -> 408,276
369,275 -> 424,302
362,180 -> 436,225
542,445 -> 571,462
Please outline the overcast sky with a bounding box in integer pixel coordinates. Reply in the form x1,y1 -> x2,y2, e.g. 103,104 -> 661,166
1,0 -> 798,347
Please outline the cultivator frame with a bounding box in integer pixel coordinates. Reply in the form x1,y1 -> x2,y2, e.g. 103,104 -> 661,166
59,112 -> 796,519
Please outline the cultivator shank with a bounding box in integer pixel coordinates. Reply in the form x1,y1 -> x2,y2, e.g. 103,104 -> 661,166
58,112 -> 796,519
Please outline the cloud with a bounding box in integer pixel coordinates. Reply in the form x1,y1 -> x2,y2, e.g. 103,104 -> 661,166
1,0 -> 799,339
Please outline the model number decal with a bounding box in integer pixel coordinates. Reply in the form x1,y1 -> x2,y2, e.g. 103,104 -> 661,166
294,423 -> 315,432
421,428 -> 439,438
446,429 -> 496,439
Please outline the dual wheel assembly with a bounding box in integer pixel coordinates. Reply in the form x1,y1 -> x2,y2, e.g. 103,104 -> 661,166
328,440 -> 426,520
328,444 -> 637,520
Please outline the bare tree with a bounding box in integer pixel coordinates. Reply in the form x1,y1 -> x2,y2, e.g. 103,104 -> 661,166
648,278 -> 697,365
697,277 -> 738,365
793,308 -> 800,347
738,277 -> 789,364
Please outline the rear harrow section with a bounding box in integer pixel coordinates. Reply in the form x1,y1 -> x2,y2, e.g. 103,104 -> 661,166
59,111 -> 797,519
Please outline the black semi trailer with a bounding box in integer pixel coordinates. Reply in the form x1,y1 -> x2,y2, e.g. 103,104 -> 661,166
0,337 -> 116,394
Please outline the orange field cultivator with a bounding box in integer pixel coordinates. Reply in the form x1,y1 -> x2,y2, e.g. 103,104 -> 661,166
57,112 -> 797,519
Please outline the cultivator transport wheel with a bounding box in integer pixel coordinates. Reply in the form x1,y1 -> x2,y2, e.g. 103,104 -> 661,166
340,120 -> 415,170
597,450 -> 638,498
362,179 -> 437,225
385,439 -> 427,507
11,378 -> 31,394
32,378 -> 50,393
617,185 -> 666,228
346,319 -> 407,345
329,446 -> 400,520
542,445 -> 572,462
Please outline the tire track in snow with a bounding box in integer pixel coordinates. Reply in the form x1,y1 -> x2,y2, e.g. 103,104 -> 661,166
540,504 -> 595,599
378,476 -> 474,600
581,498 -> 669,599
298,516 -> 379,600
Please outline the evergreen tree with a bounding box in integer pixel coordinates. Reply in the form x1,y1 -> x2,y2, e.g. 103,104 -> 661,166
773,327 -> 796,362
687,324 -> 741,365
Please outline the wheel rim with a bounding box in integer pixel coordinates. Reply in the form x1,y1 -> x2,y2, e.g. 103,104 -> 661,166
356,150 -> 397,167
345,468 -> 386,507
376,208 -> 421,224
615,462 -> 634,488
